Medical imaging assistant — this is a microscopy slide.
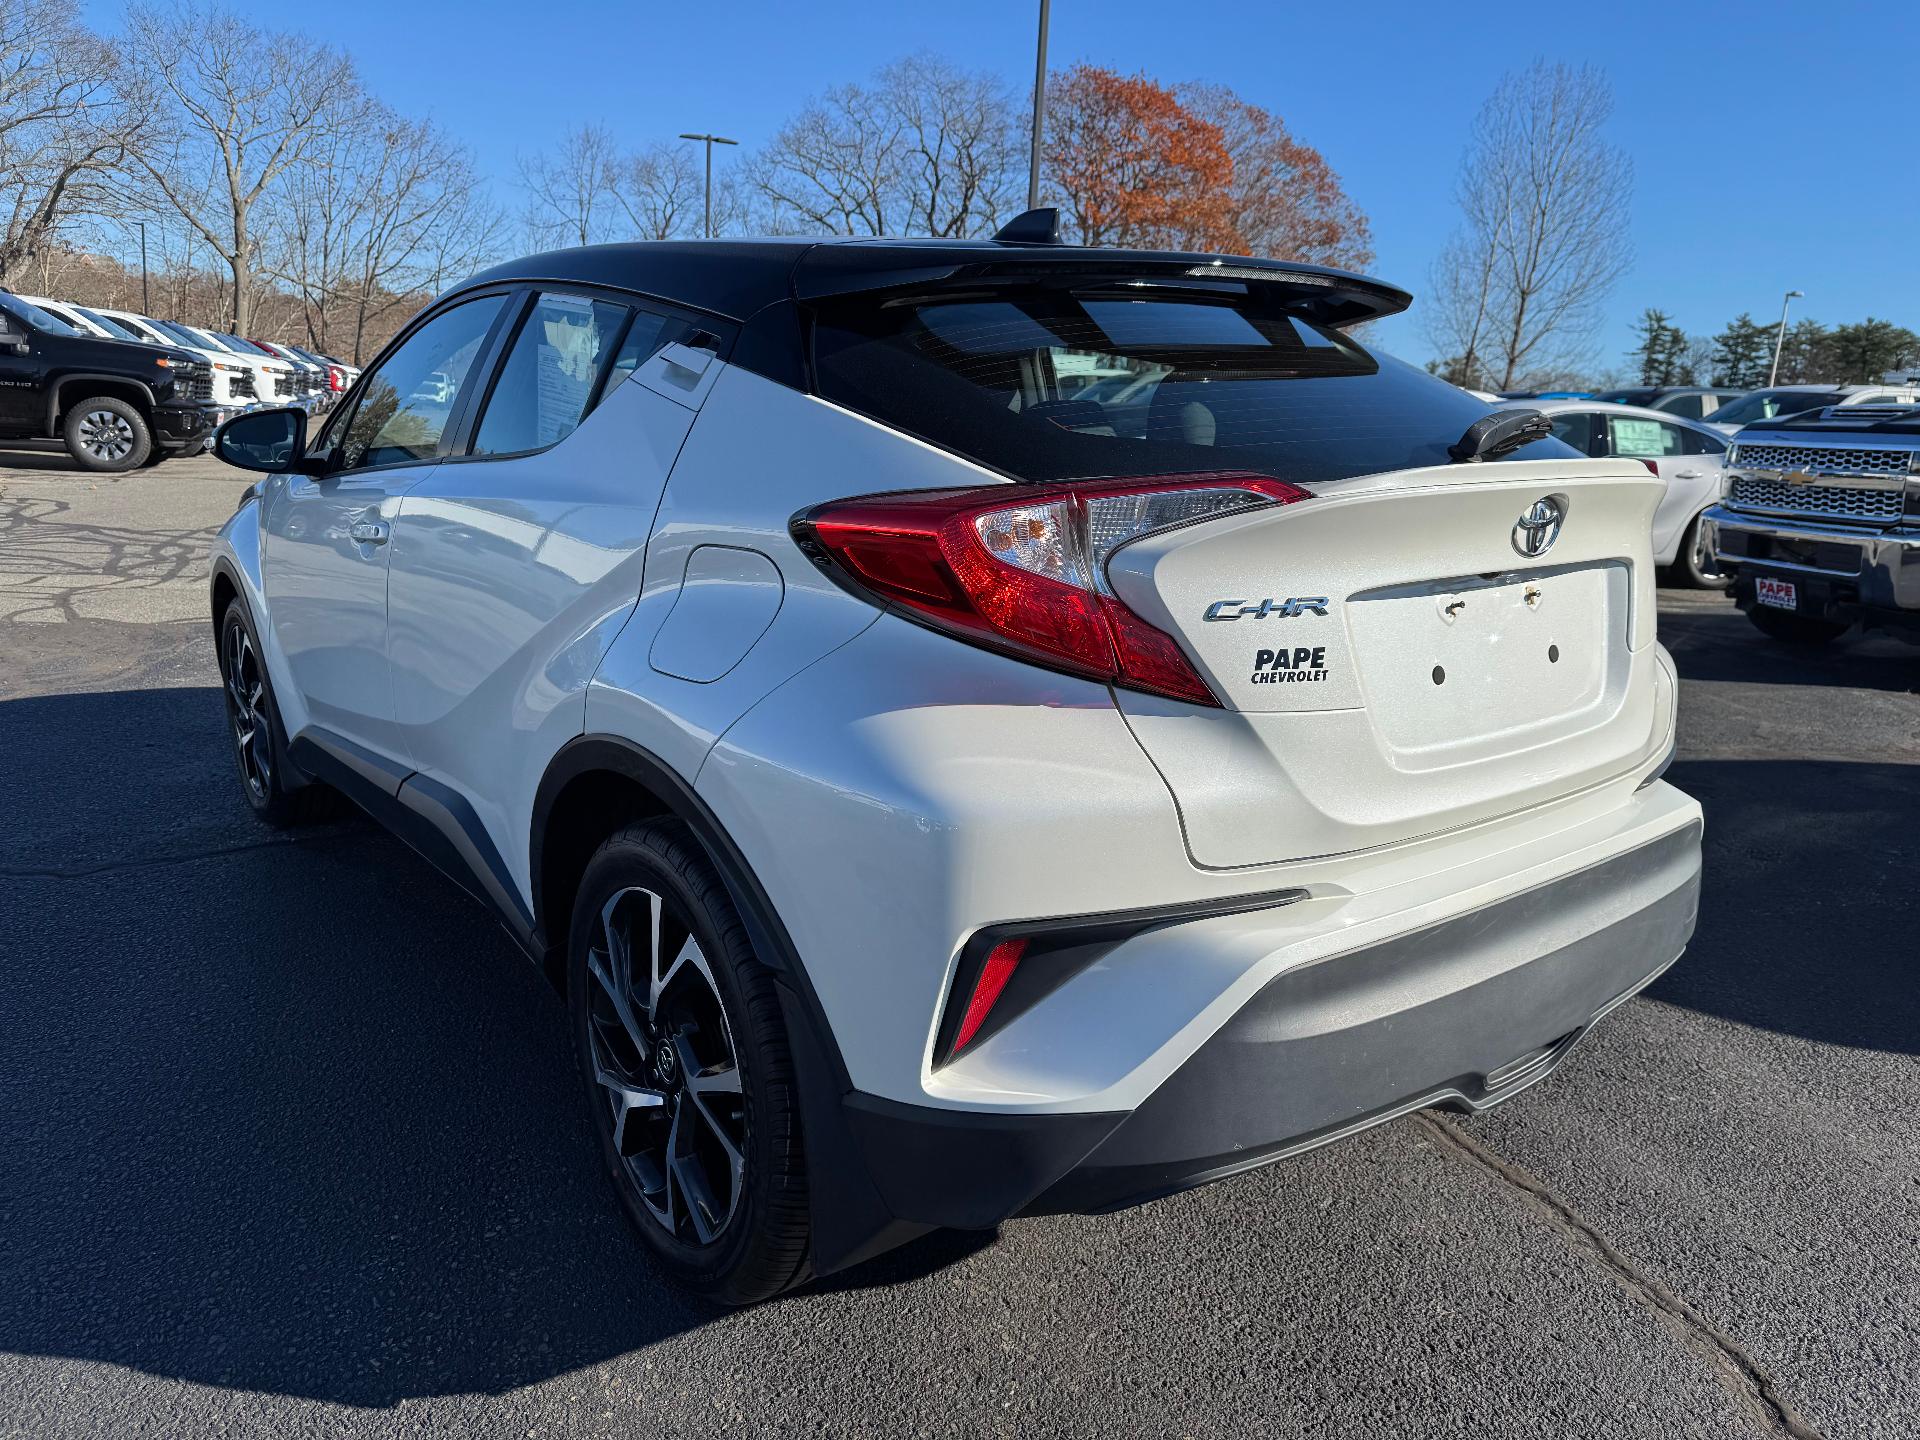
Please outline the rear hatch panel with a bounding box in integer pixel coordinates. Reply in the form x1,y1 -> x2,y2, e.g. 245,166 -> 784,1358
1106,459 -> 1666,868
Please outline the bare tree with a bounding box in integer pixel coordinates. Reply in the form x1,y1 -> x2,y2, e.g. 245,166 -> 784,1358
1424,62 -> 1631,390
518,123 -> 625,248
609,141 -> 702,240
122,1 -> 358,333
267,97 -> 502,361
0,0 -> 150,285
881,55 -> 1019,237
749,55 -> 1017,238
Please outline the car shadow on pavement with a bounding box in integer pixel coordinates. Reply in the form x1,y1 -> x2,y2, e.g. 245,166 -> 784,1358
1651,756 -> 1920,1057
0,685 -> 989,1408
0,686 -> 1913,1408
1659,604 -> 1920,692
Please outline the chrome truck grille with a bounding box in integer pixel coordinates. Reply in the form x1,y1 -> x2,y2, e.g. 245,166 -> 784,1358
1727,474 -> 1906,522
273,373 -> 296,398
1731,442 -> 1915,476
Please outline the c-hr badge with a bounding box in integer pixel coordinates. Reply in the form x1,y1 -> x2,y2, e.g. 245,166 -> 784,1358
1512,497 -> 1564,559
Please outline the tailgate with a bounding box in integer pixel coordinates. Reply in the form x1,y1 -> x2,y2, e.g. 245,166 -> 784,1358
1105,459 -> 1668,868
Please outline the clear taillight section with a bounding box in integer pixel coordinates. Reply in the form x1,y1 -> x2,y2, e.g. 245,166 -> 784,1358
795,473 -> 1310,705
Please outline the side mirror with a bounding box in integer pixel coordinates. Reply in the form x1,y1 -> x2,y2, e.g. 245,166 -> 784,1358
0,316 -> 26,355
214,406 -> 311,474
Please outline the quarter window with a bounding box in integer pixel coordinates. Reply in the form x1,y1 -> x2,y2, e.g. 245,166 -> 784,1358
470,293 -> 629,457
602,309 -> 692,391
329,294 -> 506,472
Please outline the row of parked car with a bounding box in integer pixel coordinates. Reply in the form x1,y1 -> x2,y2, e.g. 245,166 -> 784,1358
0,286 -> 361,472
1466,381 -> 1920,591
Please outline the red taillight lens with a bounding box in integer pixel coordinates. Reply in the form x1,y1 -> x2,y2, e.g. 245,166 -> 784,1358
797,474 -> 1309,705
1638,458 -> 1660,475
950,937 -> 1028,1055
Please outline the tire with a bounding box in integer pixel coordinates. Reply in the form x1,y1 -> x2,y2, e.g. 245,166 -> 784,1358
568,818 -> 810,1304
141,448 -> 171,468
1674,514 -> 1732,590
217,599 -> 347,826
62,396 -> 151,472
1746,605 -> 1848,646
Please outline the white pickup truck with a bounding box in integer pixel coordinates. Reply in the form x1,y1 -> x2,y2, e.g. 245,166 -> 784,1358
1704,404 -> 1920,643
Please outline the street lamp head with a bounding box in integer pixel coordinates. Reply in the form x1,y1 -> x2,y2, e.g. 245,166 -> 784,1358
679,133 -> 739,146
1786,289 -> 1804,299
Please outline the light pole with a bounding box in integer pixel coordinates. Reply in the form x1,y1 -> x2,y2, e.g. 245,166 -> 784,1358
1026,0 -> 1051,210
678,132 -> 738,239
137,221 -> 149,314
1768,288 -> 1804,388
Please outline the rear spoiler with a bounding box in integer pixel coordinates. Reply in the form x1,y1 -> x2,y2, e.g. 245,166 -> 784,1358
792,244 -> 1413,329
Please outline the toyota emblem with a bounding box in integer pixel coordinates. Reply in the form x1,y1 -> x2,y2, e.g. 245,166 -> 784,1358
1512,497 -> 1564,558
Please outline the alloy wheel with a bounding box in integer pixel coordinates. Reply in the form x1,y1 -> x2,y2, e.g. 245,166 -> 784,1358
586,886 -> 747,1246
78,409 -> 136,463
222,623 -> 273,801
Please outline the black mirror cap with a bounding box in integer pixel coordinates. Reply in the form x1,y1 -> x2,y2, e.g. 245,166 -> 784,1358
214,406 -> 310,474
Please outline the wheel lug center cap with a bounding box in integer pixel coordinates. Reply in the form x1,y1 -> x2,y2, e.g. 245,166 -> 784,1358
656,1041 -> 678,1085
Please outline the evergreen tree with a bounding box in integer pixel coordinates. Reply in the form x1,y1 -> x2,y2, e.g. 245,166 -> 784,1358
1824,318 -> 1920,383
1710,313 -> 1773,388
1629,308 -> 1689,385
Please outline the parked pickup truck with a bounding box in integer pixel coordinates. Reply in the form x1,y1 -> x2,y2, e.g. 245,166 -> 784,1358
1703,404 -> 1920,644
0,291 -> 213,471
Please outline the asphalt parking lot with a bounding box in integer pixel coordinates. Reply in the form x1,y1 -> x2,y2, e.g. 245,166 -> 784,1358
2,446 -> 1916,1440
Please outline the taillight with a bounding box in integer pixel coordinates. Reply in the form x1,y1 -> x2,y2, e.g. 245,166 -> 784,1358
795,474 -> 1309,706
1638,458 -> 1660,475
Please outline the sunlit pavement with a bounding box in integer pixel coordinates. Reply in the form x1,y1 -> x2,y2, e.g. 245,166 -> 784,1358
2,446 -> 1915,1438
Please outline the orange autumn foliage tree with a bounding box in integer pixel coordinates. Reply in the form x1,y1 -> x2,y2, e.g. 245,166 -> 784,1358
1045,66 -> 1237,251
1044,66 -> 1372,270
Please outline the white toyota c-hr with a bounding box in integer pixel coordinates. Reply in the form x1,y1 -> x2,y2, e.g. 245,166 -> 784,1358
207,219 -> 1702,1303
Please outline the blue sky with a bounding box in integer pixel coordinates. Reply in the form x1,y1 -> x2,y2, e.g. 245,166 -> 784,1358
89,0 -> 1915,371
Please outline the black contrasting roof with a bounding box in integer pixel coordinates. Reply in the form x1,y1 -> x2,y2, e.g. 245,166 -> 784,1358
457,237 -> 1413,328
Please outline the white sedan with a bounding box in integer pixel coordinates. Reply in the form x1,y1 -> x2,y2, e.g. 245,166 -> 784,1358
1524,399 -> 1730,588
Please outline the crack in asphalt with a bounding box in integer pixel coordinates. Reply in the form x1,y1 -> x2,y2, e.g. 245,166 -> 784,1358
0,829 -> 358,880
1417,1113 -> 1826,1440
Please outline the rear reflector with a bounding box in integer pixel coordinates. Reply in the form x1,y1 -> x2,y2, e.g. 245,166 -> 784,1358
950,937 -> 1028,1056
796,474 -> 1309,704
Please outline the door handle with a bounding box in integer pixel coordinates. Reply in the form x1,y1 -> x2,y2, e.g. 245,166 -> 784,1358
349,519 -> 389,546
1673,469 -> 1704,479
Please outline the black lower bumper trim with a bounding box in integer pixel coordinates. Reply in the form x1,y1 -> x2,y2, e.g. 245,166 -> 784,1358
835,820 -> 1701,1237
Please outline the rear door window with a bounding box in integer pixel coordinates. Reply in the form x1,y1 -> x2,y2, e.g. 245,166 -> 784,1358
469,292 -> 630,457
810,283 -> 1574,485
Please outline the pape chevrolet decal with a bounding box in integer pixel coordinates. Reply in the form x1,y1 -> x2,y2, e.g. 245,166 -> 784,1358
1251,646 -> 1330,684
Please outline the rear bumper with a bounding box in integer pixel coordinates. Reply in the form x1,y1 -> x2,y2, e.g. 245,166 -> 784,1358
837,816 -> 1700,1233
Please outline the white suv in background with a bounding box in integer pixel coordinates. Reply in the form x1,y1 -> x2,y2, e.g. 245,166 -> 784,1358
206,227 -> 1702,1303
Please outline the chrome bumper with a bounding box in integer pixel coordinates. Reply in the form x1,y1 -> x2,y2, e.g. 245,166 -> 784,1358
1704,504 -> 1920,610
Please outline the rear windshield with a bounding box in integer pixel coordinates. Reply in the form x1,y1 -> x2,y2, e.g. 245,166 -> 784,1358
809,282 -> 1573,484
